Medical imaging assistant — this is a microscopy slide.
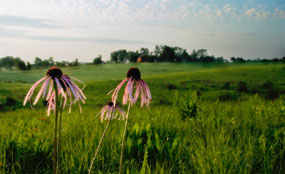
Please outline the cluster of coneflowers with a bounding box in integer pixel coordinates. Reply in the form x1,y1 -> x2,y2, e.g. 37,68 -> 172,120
23,66 -> 151,174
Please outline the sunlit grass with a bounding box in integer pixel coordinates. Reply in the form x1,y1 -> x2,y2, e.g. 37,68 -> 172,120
0,62 -> 284,173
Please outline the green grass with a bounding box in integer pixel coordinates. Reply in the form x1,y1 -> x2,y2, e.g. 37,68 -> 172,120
0,62 -> 285,173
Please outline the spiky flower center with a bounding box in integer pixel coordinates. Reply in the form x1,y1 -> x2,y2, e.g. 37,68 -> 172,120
47,66 -> 62,79
127,67 -> 141,80
108,101 -> 114,107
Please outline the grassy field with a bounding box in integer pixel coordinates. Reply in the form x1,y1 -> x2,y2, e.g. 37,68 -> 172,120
0,62 -> 285,173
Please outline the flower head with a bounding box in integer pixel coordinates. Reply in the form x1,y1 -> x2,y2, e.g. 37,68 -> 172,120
97,101 -> 125,122
23,66 -> 86,116
112,67 -> 151,107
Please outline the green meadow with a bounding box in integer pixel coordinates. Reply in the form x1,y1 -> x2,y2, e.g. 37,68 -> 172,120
0,62 -> 285,173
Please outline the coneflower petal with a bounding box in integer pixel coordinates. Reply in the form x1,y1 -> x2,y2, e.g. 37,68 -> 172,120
42,77 -> 51,98
33,78 -> 49,105
23,76 -> 47,105
106,107 -> 111,120
61,78 -> 73,112
62,76 -> 77,99
138,81 -> 146,107
128,78 -> 134,102
47,91 -> 55,116
112,78 -> 128,105
133,81 -> 140,104
69,80 -> 86,100
70,76 -> 86,90
141,80 -> 152,101
101,106 -> 108,122
46,80 -> 53,100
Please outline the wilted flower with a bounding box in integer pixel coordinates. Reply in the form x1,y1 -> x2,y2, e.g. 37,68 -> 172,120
112,67 -> 151,107
23,66 -> 86,115
97,101 -> 125,122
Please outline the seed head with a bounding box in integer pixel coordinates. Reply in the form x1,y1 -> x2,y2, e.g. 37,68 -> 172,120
108,101 -> 114,107
127,67 -> 141,80
47,66 -> 63,79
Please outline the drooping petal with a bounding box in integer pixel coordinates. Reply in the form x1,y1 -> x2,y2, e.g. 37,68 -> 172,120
47,91 -> 55,116
128,78 -> 135,102
106,107 -> 111,120
141,80 -> 152,102
123,80 -> 130,105
61,78 -> 73,113
132,81 -> 141,104
117,106 -> 126,120
112,78 -> 128,105
23,76 -> 47,105
139,81 -> 146,107
69,80 -> 86,100
62,76 -> 77,99
33,78 -> 50,105
100,106 -> 108,122
70,76 -> 86,90
46,80 -> 53,100
42,77 -> 51,98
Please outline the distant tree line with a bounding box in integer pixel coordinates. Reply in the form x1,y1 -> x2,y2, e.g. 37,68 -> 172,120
109,45 -> 285,63
231,57 -> 285,63
0,56 -> 80,71
110,45 -> 226,63
1,45 -> 284,71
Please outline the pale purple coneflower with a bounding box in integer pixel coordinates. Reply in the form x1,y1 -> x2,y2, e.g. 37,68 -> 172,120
88,101 -> 125,174
23,66 -> 86,115
111,67 -> 152,107
97,101 -> 125,122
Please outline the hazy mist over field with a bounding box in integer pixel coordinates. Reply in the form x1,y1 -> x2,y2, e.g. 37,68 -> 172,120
0,0 -> 284,62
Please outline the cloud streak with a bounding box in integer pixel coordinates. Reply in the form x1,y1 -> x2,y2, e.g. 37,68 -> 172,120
0,26 -> 154,45
0,15 -> 59,28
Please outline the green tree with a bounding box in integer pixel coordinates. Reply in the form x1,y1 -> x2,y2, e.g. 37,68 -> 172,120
0,56 -> 15,69
110,50 -> 128,63
34,57 -> 43,68
93,55 -> 103,64
160,45 -> 176,62
126,51 -> 139,62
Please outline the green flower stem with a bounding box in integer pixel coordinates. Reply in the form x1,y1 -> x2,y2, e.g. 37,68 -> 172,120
53,80 -> 59,174
57,96 -> 64,173
119,102 -> 131,174
88,110 -> 114,174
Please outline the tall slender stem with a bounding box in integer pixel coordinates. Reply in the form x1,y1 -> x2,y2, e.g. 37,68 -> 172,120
53,80 -> 59,174
119,102 -> 131,174
57,96 -> 64,173
88,110 -> 114,174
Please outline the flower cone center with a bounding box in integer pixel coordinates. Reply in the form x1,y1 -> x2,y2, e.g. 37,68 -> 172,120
47,66 -> 63,79
127,67 -> 141,80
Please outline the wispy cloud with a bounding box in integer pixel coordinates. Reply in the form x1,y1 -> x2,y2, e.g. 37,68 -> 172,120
0,15 -> 59,28
27,35 -> 154,45
0,26 -> 154,45
274,8 -> 285,19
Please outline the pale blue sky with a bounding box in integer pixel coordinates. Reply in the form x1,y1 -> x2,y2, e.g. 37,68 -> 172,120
0,0 -> 284,62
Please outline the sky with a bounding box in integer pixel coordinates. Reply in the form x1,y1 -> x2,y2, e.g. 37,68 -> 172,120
0,0 -> 284,62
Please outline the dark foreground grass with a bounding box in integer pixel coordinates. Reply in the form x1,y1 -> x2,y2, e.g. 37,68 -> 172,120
0,96 -> 284,173
0,62 -> 285,173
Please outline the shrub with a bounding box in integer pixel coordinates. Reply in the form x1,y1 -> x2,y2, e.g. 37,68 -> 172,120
5,97 -> 16,106
0,102 -> 4,111
219,94 -> 232,101
166,83 -> 177,90
263,81 -> 273,89
237,81 -> 247,92
222,82 -> 231,90
174,90 -> 199,120
265,89 -> 279,100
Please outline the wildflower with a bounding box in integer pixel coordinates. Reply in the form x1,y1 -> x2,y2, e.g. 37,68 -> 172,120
23,66 -> 86,115
97,101 -> 125,122
88,101 -> 125,174
112,67 -> 151,107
